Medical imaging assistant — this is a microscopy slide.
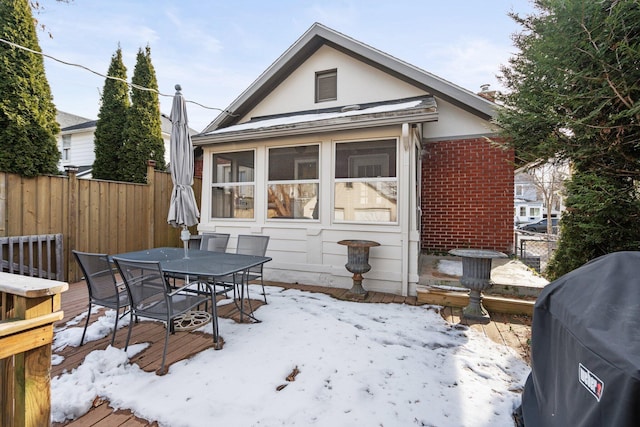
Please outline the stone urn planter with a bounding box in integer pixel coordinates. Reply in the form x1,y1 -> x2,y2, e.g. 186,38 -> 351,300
448,248 -> 507,323
338,240 -> 380,297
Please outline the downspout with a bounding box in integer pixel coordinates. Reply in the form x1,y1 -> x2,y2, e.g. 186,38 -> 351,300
400,123 -> 410,296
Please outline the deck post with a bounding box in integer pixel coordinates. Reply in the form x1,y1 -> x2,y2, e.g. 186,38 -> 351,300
0,272 -> 67,427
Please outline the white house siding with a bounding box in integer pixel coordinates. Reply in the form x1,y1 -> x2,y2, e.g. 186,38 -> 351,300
57,128 -> 96,170
198,125 -> 422,296
421,100 -> 495,139
243,45 -> 425,122
56,110 -> 176,174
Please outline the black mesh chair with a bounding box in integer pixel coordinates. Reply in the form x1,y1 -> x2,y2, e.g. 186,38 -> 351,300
235,234 -> 270,303
72,250 -> 130,346
200,233 -> 230,253
217,234 -> 270,318
197,233 -> 233,299
112,256 -> 220,375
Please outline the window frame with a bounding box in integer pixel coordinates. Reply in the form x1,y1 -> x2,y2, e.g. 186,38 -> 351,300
62,135 -> 71,161
266,144 -> 320,221
209,149 -> 256,221
333,138 -> 399,225
315,69 -> 337,103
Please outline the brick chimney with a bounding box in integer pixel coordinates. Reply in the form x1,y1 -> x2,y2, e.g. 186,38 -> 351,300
477,84 -> 497,102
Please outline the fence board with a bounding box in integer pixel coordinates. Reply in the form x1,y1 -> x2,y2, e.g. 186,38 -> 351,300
106,182 -> 119,253
0,166 -> 201,283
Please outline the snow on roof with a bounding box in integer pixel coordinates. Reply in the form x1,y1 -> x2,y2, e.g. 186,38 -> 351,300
203,98 -> 431,136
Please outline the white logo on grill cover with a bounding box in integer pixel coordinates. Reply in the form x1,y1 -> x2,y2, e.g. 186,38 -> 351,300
579,363 -> 604,402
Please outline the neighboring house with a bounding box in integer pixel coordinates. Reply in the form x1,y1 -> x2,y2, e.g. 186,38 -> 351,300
192,23 -> 514,296
514,172 -> 543,224
56,110 -> 174,177
514,161 -> 567,225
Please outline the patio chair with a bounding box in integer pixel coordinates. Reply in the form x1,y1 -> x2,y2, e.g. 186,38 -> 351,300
197,233 -> 233,299
200,233 -> 230,253
112,256 -> 220,374
72,250 -> 130,346
236,234 -> 270,301
221,234 -> 270,307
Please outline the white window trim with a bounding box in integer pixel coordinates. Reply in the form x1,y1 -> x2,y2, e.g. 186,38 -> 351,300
210,149 -> 256,221
315,69 -> 337,103
332,138 -> 399,226
266,144 -> 320,222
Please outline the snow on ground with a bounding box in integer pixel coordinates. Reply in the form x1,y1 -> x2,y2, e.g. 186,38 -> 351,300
51,284 -> 529,426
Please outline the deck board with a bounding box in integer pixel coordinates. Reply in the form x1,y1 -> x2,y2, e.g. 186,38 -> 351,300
51,279 -> 530,426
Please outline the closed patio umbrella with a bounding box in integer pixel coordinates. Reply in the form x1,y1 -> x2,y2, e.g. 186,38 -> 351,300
167,84 -> 200,255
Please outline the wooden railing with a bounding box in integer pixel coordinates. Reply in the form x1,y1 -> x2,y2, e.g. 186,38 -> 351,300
0,272 -> 68,427
0,234 -> 64,281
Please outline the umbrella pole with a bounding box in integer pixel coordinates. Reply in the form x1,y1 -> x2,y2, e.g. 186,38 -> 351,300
181,226 -> 191,259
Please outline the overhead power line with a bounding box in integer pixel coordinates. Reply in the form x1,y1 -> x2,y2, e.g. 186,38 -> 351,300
0,36 -> 234,115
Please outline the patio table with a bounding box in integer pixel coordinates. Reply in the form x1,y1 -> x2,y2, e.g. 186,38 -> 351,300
113,247 -> 272,331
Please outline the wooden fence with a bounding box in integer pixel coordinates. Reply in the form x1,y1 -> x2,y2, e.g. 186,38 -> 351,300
0,162 -> 202,283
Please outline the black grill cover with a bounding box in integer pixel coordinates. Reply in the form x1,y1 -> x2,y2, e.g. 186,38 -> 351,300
521,251 -> 640,426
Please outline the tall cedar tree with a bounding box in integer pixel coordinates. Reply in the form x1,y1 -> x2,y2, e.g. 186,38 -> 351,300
496,0 -> 640,279
121,45 -> 165,183
92,47 -> 129,181
0,0 -> 60,177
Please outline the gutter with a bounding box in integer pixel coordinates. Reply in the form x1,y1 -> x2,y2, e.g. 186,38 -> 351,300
193,110 -> 438,146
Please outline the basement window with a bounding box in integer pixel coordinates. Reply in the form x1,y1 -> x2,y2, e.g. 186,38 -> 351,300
315,69 -> 337,103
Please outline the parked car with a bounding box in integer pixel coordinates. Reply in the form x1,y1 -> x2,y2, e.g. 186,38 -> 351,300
518,217 -> 559,233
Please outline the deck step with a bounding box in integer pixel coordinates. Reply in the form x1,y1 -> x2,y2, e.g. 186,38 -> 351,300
416,287 -> 535,316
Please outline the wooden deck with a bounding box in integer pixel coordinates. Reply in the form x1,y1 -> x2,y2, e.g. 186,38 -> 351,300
51,280 -> 531,426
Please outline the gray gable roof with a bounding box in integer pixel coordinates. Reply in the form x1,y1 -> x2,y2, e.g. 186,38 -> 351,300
56,110 -> 94,130
62,120 -> 97,131
197,96 -> 438,143
201,22 -> 496,135
57,110 -> 184,135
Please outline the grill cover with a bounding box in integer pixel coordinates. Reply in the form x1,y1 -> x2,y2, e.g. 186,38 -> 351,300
521,251 -> 640,426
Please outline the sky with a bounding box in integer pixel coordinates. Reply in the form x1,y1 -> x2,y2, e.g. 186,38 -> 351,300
32,0 -> 535,133
50,281 -> 531,426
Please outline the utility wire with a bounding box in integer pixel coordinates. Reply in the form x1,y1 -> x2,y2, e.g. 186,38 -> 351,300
0,36 -> 235,115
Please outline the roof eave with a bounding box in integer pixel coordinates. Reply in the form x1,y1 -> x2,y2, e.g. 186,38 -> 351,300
194,109 -> 438,145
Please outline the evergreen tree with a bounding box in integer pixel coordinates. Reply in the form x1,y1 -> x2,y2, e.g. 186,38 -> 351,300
546,169 -> 640,278
92,46 -> 129,181
496,0 -> 640,279
121,45 -> 165,183
0,0 -> 61,177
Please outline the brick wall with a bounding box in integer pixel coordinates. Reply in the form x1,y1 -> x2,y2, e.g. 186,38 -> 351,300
194,157 -> 203,179
421,137 -> 514,253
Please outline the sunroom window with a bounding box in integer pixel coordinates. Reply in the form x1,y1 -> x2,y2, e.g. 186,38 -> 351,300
267,145 -> 319,220
334,139 -> 397,223
211,150 -> 255,219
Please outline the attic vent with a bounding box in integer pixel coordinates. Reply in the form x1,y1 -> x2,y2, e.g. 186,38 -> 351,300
315,69 -> 337,103
341,104 -> 360,112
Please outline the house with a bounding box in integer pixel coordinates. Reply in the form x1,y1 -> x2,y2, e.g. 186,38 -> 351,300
514,172 -> 543,224
192,23 -> 514,296
514,161 -> 568,225
56,110 -> 174,177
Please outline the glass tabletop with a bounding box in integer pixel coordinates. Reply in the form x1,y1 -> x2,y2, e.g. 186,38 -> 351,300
113,247 -> 271,278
